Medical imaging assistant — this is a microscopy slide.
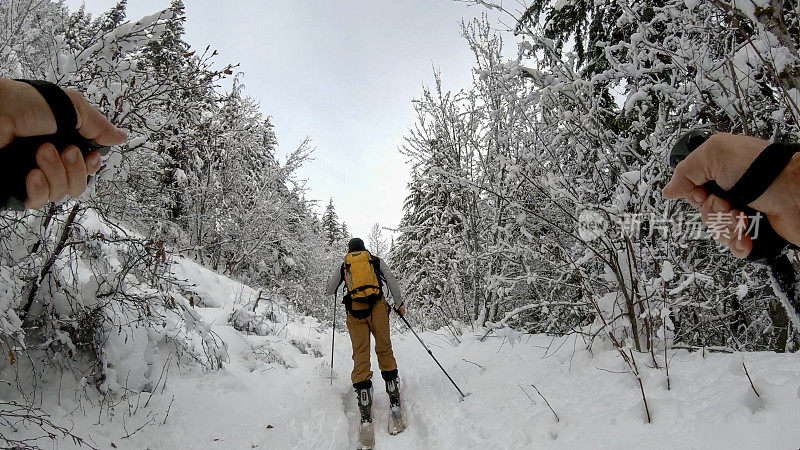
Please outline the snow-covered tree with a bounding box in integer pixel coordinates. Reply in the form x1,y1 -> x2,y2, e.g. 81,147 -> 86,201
0,2 -> 339,446
367,223 -> 388,257
321,199 -> 343,245
394,2 -> 800,353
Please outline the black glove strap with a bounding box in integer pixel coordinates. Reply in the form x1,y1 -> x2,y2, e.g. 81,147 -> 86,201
15,79 -> 79,135
725,143 -> 799,209
713,143 -> 800,261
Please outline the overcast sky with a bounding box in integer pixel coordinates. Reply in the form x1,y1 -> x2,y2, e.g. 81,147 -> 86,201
65,0 -> 511,239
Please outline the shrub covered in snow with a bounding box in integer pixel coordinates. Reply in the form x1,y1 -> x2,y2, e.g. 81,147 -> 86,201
393,1 -> 800,356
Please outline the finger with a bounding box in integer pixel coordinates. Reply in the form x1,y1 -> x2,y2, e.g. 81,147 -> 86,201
699,195 -> 755,257
61,146 -> 88,198
24,169 -> 49,209
85,150 -> 101,174
699,195 -> 736,246
0,115 -> 14,149
687,185 -> 708,208
663,146 -> 715,199
64,89 -> 127,145
35,143 -> 68,202
730,237 -> 753,258
729,213 -> 753,259
0,79 -> 57,147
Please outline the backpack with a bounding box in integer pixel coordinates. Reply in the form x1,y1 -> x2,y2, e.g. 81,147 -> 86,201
341,250 -> 384,319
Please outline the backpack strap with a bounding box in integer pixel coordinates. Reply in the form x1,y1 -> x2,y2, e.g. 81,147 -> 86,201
371,256 -> 385,289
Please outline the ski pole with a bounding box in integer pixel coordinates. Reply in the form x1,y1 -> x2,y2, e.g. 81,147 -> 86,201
395,310 -> 466,399
330,293 -> 336,386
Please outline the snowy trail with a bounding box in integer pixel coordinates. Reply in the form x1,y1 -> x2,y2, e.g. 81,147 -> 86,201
32,258 -> 800,449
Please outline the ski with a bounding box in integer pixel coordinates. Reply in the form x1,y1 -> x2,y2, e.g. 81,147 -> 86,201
386,376 -> 406,435
355,385 -> 375,449
356,420 -> 375,449
388,404 -> 406,435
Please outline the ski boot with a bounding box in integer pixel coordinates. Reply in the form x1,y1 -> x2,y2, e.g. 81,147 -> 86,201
354,380 -> 374,449
383,369 -> 406,435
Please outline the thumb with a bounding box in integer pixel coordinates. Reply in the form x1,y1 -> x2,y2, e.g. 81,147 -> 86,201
662,176 -> 695,199
663,153 -> 714,201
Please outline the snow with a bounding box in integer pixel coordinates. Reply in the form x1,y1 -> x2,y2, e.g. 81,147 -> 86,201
5,2 -> 800,448
732,0 -> 759,24
9,257 -> 800,449
660,261 -> 674,282
624,89 -> 649,114
683,0 -> 701,10
552,0 -> 573,11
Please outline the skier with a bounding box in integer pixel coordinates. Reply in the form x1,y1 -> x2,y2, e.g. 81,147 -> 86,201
325,237 -> 406,448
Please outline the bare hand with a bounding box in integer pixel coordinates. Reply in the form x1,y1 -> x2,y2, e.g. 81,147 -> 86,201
0,78 -> 127,209
662,132 -> 800,258
395,304 -> 406,316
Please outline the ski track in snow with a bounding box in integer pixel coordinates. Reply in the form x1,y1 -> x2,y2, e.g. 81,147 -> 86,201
19,257 -> 800,449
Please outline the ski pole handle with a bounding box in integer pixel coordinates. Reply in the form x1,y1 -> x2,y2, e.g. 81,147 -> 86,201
0,79 -> 112,211
670,129 -> 729,198
0,134 -> 109,210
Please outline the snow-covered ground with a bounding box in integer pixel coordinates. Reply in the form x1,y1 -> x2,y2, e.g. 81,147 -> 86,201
15,257 -> 800,449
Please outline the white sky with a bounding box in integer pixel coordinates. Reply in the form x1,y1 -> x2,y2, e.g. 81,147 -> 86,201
65,0 -> 512,239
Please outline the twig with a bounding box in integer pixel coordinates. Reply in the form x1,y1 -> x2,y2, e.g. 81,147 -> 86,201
463,359 -> 484,368
162,396 -> 175,425
742,362 -> 760,398
519,385 -> 535,403
630,349 -> 652,424
121,414 -> 155,439
21,204 -> 80,323
595,366 -> 628,374
665,341 -> 671,391
252,290 -> 262,313
0,400 -> 98,449
529,384 -> 560,422
479,327 -> 493,342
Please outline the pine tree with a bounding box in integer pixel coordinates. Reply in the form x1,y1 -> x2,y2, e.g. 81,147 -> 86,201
95,0 -> 128,32
321,199 -> 342,245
